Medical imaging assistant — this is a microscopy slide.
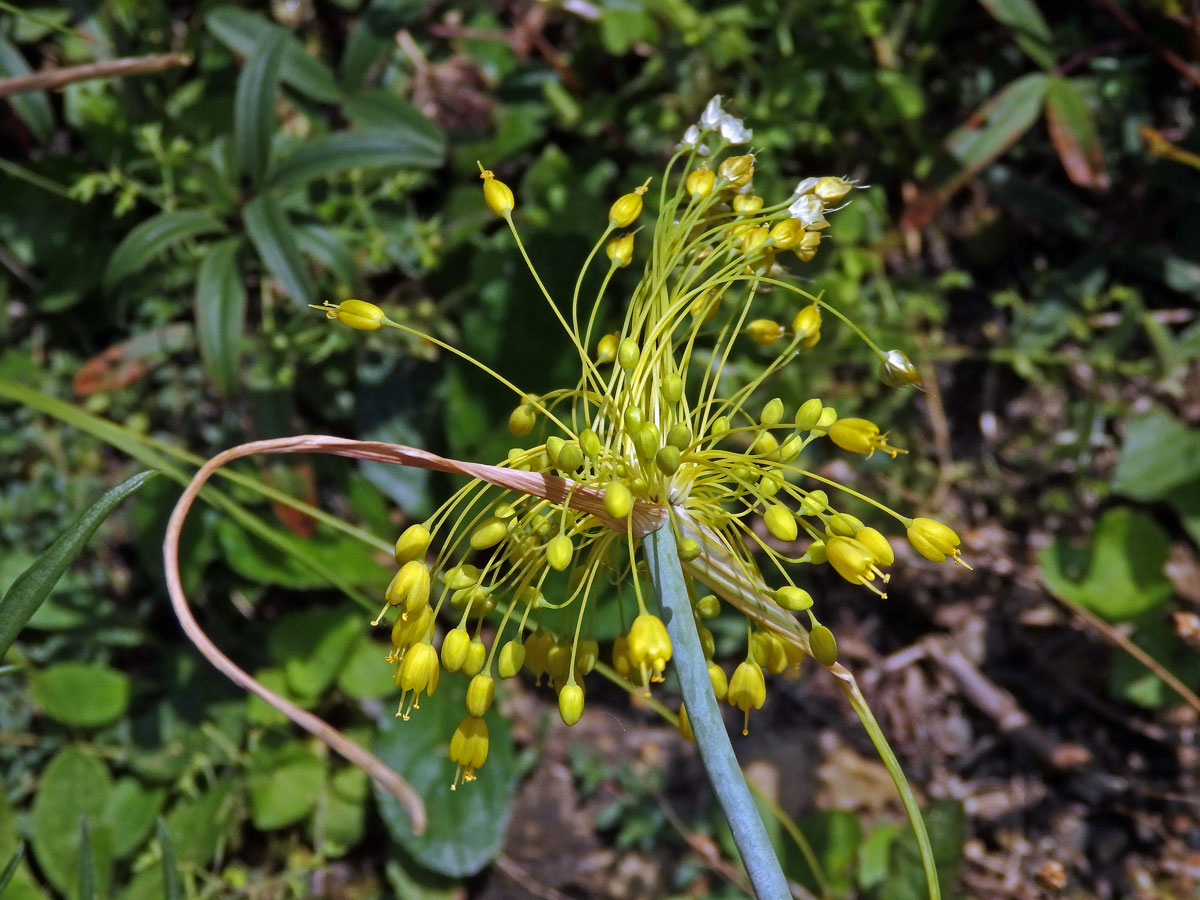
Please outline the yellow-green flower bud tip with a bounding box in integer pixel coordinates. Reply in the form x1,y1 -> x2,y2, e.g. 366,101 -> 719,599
449,715 -> 489,789
477,162 -> 514,217
462,638 -> 487,677
746,318 -> 785,346
728,660 -> 765,735
774,585 -> 813,611
396,642 -> 439,718
606,233 -> 634,268
508,403 -> 536,437
443,563 -> 479,591
795,398 -> 823,429
470,516 -> 509,550
828,417 -> 901,458
880,348 -> 921,388
661,373 -> 684,404
810,624 -> 838,666
466,674 -> 495,717
805,539 -> 828,565
764,504 -> 798,542
575,638 -> 599,676
546,534 -> 573,571
907,517 -> 967,565
655,445 -> 681,475
604,482 -> 634,519
394,523 -> 431,565
740,225 -> 770,256
667,423 -> 692,449
818,406 -> 838,428
678,703 -> 694,742
769,218 -> 806,250
324,298 -> 385,331
384,559 -> 432,617
677,537 -> 701,561
827,512 -> 863,537
596,332 -> 619,364
497,639 -> 525,678
732,194 -> 763,213
799,489 -> 828,516
685,167 -> 715,198
779,434 -> 803,462
826,535 -> 880,589
856,527 -> 895,567
558,683 -> 584,726
696,594 -> 721,618
556,442 -> 583,473
579,428 -> 602,458
708,662 -> 728,701
813,175 -> 853,203
792,303 -> 822,347
622,405 -> 644,433
628,613 -> 672,685
718,154 -> 755,187
608,177 -> 650,227
751,431 -> 779,459
760,397 -> 784,426
441,628 -> 471,673
711,416 -> 730,439
617,337 -> 640,370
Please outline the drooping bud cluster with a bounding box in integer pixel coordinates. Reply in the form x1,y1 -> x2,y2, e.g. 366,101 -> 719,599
336,97 -> 968,788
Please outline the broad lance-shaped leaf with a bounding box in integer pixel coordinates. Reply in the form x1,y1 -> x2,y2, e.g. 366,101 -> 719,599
945,72 -> 1049,179
104,211 -> 227,290
194,237 -> 247,396
242,194 -> 314,306
0,470 -> 155,657
976,0 -> 1055,68
206,6 -> 341,102
267,129 -> 444,189
234,27 -> 287,185
1044,77 -> 1109,189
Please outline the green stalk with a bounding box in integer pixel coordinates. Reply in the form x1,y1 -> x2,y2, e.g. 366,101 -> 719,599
643,525 -> 790,900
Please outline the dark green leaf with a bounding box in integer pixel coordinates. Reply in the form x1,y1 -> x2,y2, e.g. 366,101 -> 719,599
1110,613 -> 1200,708
876,801 -> 966,900
976,0 -> 1055,67
76,819 -> 94,900
234,27 -> 286,185
0,36 -> 53,143
1112,410 -> 1200,501
374,674 -> 515,877
310,767 -> 368,856
103,212 -> 227,290
214,517 -> 390,591
194,237 -> 247,396
1044,77 -> 1109,189
31,662 -> 131,728
343,90 -> 444,148
341,0 -> 423,88
0,844 -> 25,895
1039,507 -> 1172,620
0,470 -> 154,657
206,6 -> 341,102
247,741 -> 326,830
242,193 -> 313,305
267,129 -> 444,189
336,636 -> 396,700
945,73 -> 1049,178
30,749 -> 112,896
157,819 -> 181,900
266,605 -> 362,697
294,224 -> 357,287
161,781 -> 238,867
100,779 -> 165,859
0,792 -> 44,900
791,810 -> 861,897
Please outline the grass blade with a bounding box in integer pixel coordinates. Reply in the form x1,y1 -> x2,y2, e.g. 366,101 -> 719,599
157,818 -> 181,900
77,818 -> 95,900
0,469 -> 155,657
0,843 -> 25,893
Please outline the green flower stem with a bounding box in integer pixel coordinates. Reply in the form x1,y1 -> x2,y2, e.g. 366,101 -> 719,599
644,524 -> 790,900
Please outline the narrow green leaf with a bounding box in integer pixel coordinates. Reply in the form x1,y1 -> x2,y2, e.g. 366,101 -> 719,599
267,129 -> 444,189
0,36 -> 53,143
194,237 -> 247,396
945,72 -> 1049,178
0,843 -> 25,894
0,470 -> 155,657
294,224 -> 357,287
1044,77 -> 1109,189
104,211 -> 226,290
976,0 -> 1055,67
77,819 -> 95,900
341,0 -> 421,88
206,6 -> 342,102
242,193 -> 313,305
343,90 -> 444,147
234,27 -> 287,185
156,819 -> 181,900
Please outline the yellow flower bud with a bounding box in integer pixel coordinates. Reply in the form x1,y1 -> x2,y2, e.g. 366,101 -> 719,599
769,218 -> 806,250
826,535 -> 878,587
728,660 -> 765,734
325,298 -> 385,331
579,428 -> 602,458
628,613 -> 672,684
385,560 -> 431,615
813,175 -> 853,203
617,337 -> 640,370
805,539 -> 828,565
441,628 -> 471,672
792,303 -> 822,345
696,594 -> 721,619
596,332 -> 619,364
740,225 -> 770,256
497,639 -> 525,678
545,534 -> 573,571
394,523 -> 431,565
828,417 -> 899,458
606,233 -> 634,268
799,490 -> 828,516
462,638 -> 487,677
711,416 -> 730,439
856,526 -> 894,567
442,563 -> 478,591
478,163 -> 514,217
793,230 -> 821,262
655,445 -> 681,475
396,641 -> 439,718
779,434 -> 803,462
818,406 -> 838,428
906,517 -> 964,564
764,504 -> 798,542
751,430 -> 778,459
677,537 -> 701,561
827,512 -> 863,537
708,662 -> 728,701
667,423 -> 692,449
634,423 -> 660,460
466,673 -> 495,717
678,703 -> 694,742
612,634 -> 631,679
732,194 -> 764,213
449,715 -> 488,789
685,167 -> 715,198
524,630 -> 554,681
746,319 -> 785,346
558,682 -> 584,726
751,630 -> 788,675
880,348 -> 920,388
774,585 -> 813,611
556,441 -> 583,473
661,373 -> 684,404
604,482 -> 634,519
718,154 -> 755,187
795,398 -> 823,429
809,624 -> 838,666
508,403 -> 536,437
391,603 -> 433,653
575,638 -> 599,676
689,288 -> 722,323
760,397 -> 784,426
608,178 -> 650,227
470,516 -> 509,550
622,405 -> 644,433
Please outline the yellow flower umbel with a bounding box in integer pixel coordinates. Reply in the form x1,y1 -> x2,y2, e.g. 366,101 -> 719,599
327,98 -> 968,786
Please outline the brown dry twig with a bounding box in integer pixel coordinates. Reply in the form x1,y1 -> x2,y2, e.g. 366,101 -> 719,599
0,53 -> 191,98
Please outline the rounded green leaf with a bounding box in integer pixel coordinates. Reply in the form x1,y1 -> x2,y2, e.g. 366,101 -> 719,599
32,662 -> 131,727
31,748 -> 112,895
374,676 -> 515,877
247,742 -> 326,830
